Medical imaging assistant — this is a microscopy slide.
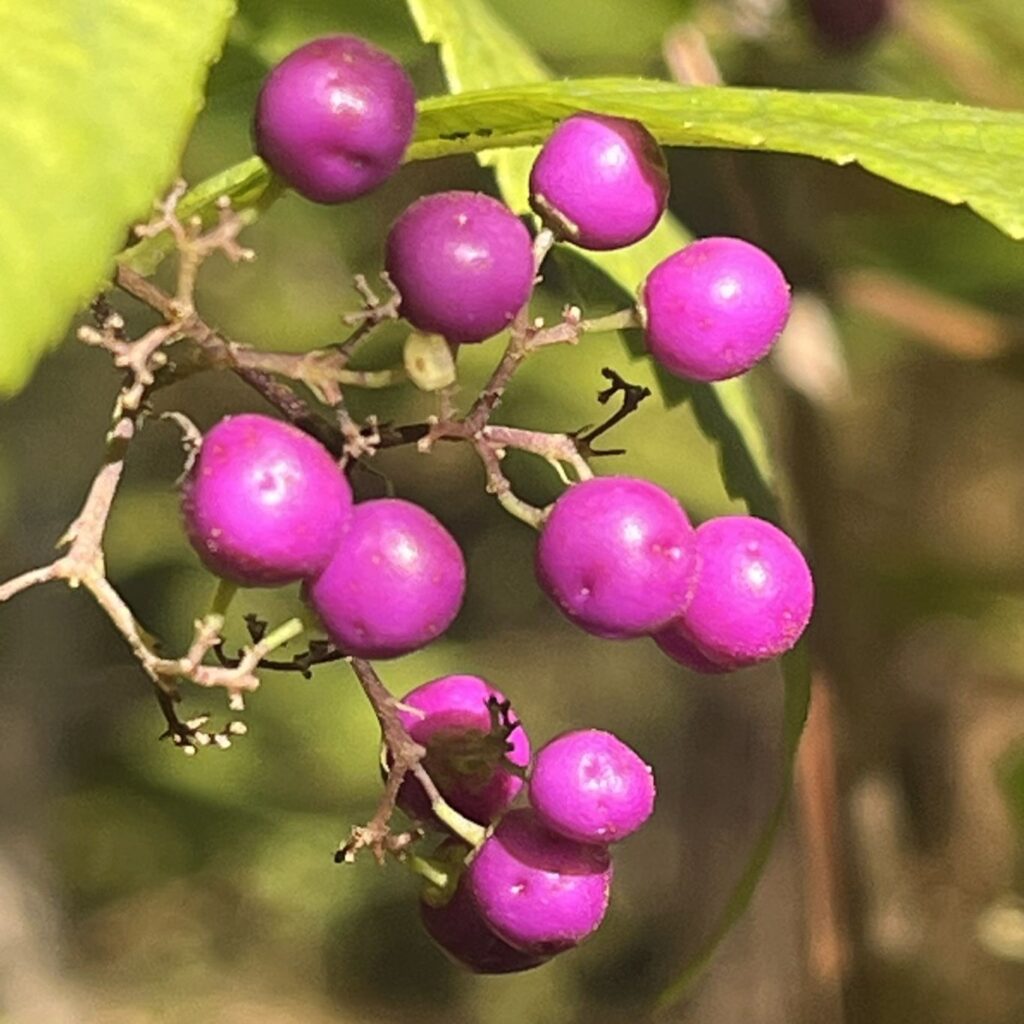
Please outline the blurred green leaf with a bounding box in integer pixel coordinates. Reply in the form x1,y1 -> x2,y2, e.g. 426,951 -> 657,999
657,644 -> 812,1008
0,0 -> 237,397
409,78 -> 1024,240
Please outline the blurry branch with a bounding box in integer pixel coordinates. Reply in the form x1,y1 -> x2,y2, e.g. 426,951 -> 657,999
836,268 -> 1019,361
892,0 -> 1024,110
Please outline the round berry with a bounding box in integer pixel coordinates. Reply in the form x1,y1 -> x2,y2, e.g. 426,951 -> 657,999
254,35 -> 416,204
395,675 -> 530,826
385,191 -> 534,344
467,809 -> 613,956
536,476 -> 695,639
652,621 -> 734,674
641,236 -> 791,382
529,113 -> 669,250
421,877 -> 550,974
807,0 -> 889,51
181,414 -> 351,587
677,515 -> 813,667
306,499 -> 466,659
529,729 -> 655,845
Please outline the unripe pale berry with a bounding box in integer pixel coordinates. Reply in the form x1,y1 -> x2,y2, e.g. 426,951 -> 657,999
395,675 -> 530,826
385,191 -> 534,344
467,808 -> 613,956
253,35 -> 416,204
641,236 -> 791,382
306,499 -> 466,659
536,476 -> 695,639
652,621 -> 735,674
421,877 -> 550,974
530,113 -> 669,250
529,729 -> 655,844
181,413 -> 351,587
674,515 -> 813,668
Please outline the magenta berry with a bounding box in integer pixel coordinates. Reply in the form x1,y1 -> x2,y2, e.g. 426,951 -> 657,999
395,675 -> 530,826
385,191 -> 535,344
529,729 -> 655,845
673,515 -> 814,668
180,414 -> 351,587
421,878 -> 550,974
467,808 -> 613,956
529,113 -> 669,250
536,476 -> 695,639
254,35 -> 416,204
652,621 -> 734,674
306,499 -> 466,659
641,236 -> 791,382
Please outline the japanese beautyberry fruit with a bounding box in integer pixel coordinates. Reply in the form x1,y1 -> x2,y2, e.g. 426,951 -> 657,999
529,113 -> 669,250
641,236 -> 791,382
668,515 -> 814,668
467,809 -> 613,956
306,499 -> 466,659
385,191 -> 535,344
530,729 -> 655,845
254,35 -> 416,203
536,476 -> 695,638
807,0 -> 889,51
421,877 -> 550,974
181,414 -> 351,587
395,675 -> 530,826
651,622 -> 734,674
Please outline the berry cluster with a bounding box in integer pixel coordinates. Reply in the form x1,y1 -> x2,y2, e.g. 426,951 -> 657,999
396,676 -> 654,972
169,33 -> 818,969
183,413 -> 466,660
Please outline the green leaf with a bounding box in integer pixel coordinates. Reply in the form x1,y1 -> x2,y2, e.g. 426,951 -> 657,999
0,0 -> 237,397
657,644 -> 812,1009
404,0 -> 809,1009
408,77 -> 1024,240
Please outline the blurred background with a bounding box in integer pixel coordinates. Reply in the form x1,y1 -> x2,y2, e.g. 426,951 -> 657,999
1,0 -> 1023,1021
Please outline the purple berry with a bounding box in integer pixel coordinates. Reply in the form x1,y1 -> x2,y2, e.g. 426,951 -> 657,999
467,808 -> 613,956
529,729 -> 655,845
673,515 -> 814,668
421,877 -> 550,974
181,414 -> 351,587
641,236 -> 792,382
536,476 -> 695,639
529,113 -> 669,250
253,35 -> 416,204
385,191 -> 535,344
306,499 -> 466,659
807,0 -> 889,51
395,675 -> 530,826
652,622 -> 735,674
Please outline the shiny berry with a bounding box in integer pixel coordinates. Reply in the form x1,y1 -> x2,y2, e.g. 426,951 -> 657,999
536,476 -> 695,638
385,191 -> 534,344
641,236 -> 791,382
181,414 -> 351,587
396,675 -> 530,826
306,499 -> 465,659
652,621 -> 735,674
530,113 -> 669,250
421,876 -> 550,974
674,515 -> 813,668
467,809 -> 613,956
530,729 -> 655,844
254,35 -> 416,203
